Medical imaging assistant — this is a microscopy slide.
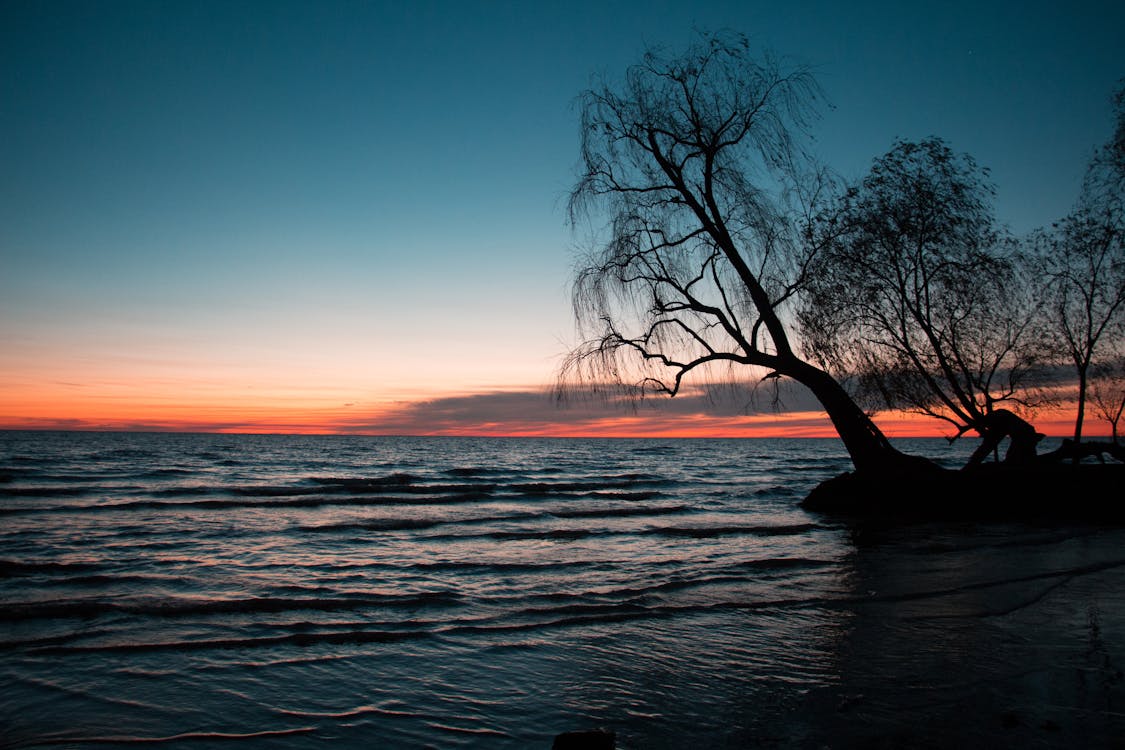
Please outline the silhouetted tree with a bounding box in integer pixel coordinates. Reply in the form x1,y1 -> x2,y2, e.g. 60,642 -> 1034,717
1037,83 -> 1125,445
559,32 -> 924,473
1090,357 -> 1125,443
798,139 -> 1048,457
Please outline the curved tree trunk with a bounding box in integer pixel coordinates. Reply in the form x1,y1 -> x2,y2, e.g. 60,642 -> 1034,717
965,409 -> 1044,467
786,359 -> 933,474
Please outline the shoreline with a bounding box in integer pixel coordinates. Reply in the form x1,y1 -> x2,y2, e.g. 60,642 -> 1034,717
804,462 -> 1125,522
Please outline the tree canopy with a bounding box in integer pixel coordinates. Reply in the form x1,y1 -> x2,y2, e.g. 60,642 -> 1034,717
561,32 -> 1124,467
799,138 -> 1047,439
560,32 -> 916,472
1036,82 -> 1125,445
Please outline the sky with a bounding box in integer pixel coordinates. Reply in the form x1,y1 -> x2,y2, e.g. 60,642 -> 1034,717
2,0 -> 1123,438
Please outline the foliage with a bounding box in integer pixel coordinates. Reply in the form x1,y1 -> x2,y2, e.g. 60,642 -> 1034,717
562,31 -> 825,395
798,138 -> 1047,436
1090,356 -> 1125,443
1036,81 -> 1125,442
558,31 -> 909,472
559,31 -> 1121,469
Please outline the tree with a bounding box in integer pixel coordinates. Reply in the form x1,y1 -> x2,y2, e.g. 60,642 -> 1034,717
558,32 -> 924,473
1038,83 -> 1125,445
1038,209 -> 1125,444
1090,356 -> 1125,444
798,139 -> 1049,461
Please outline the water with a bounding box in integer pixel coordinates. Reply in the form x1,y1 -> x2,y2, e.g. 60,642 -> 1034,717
2,432 -> 1123,748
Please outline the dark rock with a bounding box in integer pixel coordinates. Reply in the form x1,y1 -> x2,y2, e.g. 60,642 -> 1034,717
552,728 -> 616,750
1040,439 -> 1125,464
802,463 -> 1125,522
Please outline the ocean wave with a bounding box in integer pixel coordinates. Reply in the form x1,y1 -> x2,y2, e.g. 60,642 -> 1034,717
21,594 -> 838,656
300,518 -> 448,533
629,445 -> 677,455
734,556 -> 837,571
409,528 -> 599,542
89,448 -> 158,461
301,511 -> 542,534
0,491 -> 500,515
443,467 -> 512,477
0,470 -> 112,482
509,478 -> 668,493
1,591 -> 464,622
0,486 -> 101,497
0,469 -> 676,513
413,558 -> 619,573
642,522 -> 824,539
139,468 -> 197,478
754,485 -> 801,497
449,593 -> 850,637
426,722 -> 510,739
421,522 -> 824,543
0,485 -> 675,516
29,727 -> 318,744
4,454 -> 52,464
236,480 -> 497,498
0,628 -> 117,652
550,504 -> 689,519
30,628 -> 433,655
447,609 -> 659,635
508,601 -> 651,619
309,473 -> 424,489
501,564 -> 831,604
575,573 -> 769,599
191,451 -> 234,461
150,486 -> 220,497
275,704 -> 421,721
0,558 -> 103,577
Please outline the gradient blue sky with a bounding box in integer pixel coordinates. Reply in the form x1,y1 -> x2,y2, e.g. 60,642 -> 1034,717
2,0 -> 1123,433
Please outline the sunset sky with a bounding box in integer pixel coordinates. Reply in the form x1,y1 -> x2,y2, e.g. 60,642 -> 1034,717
2,0 -> 1123,437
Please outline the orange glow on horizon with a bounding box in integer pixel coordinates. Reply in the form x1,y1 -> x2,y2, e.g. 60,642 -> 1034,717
0,388 -> 1106,440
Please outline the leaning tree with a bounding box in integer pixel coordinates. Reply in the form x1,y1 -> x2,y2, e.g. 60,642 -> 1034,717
558,33 -> 927,473
798,138 -> 1050,462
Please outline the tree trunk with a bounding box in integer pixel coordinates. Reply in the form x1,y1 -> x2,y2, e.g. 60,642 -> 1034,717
786,359 -> 932,474
1074,366 -> 1088,448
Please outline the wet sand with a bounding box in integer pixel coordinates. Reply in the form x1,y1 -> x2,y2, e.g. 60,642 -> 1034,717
787,521 -> 1125,749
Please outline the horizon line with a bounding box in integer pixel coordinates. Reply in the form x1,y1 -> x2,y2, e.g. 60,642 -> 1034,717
0,426 -> 1105,440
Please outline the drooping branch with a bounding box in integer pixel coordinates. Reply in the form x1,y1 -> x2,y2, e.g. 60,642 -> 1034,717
559,32 -> 924,473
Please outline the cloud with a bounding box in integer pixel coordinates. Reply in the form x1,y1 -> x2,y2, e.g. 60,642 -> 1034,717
1,380 -> 1092,438
331,381 -> 836,437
